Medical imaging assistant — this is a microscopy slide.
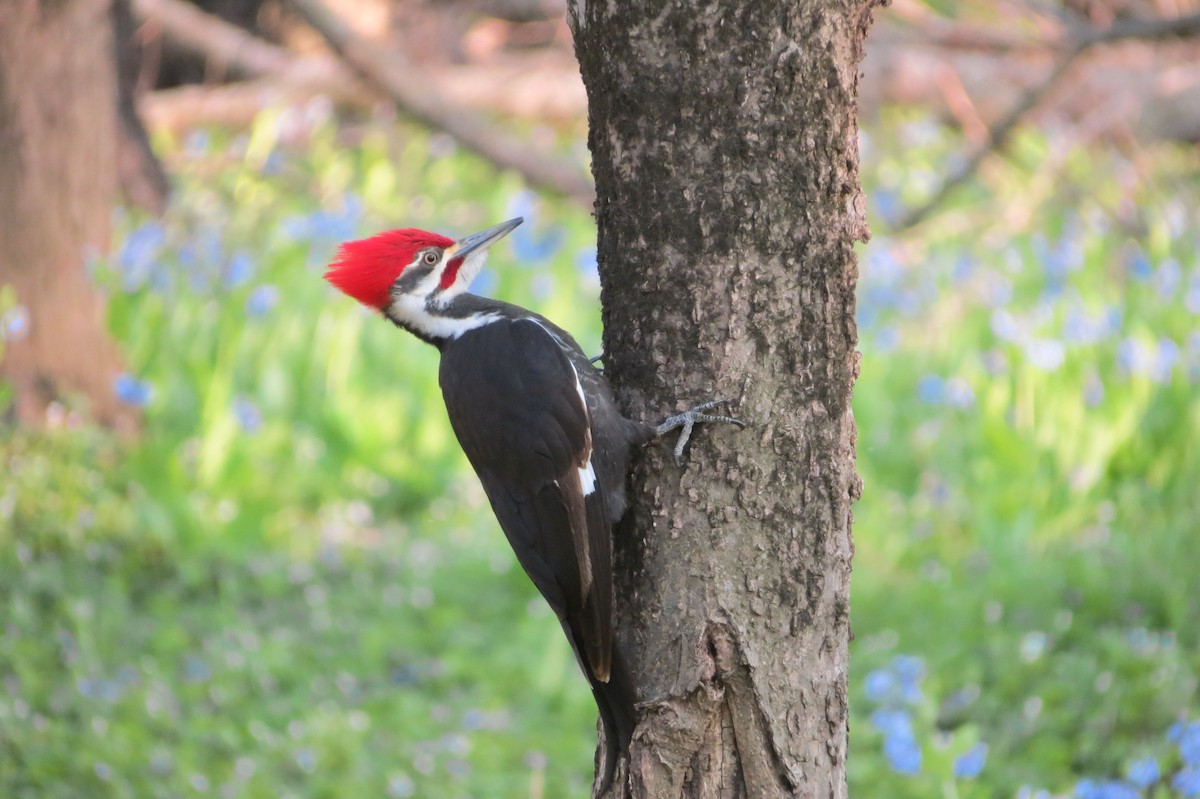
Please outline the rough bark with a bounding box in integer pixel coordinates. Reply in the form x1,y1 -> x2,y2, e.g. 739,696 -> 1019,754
570,1 -> 879,796
0,0 -> 136,429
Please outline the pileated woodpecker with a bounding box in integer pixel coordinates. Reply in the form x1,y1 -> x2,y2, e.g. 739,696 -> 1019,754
324,217 -> 742,788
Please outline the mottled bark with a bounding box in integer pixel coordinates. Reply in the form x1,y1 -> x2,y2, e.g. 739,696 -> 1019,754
570,2 -> 880,796
0,0 -> 135,429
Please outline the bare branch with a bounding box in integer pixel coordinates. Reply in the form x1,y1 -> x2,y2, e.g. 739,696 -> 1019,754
133,0 -> 594,205
891,11 -> 1200,231
894,47 -> 1084,230
1077,11 -> 1200,46
286,0 -> 594,204
132,0 -> 293,76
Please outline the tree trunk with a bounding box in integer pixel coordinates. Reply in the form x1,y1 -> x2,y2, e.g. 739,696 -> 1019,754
569,1 -> 880,796
0,0 -> 136,429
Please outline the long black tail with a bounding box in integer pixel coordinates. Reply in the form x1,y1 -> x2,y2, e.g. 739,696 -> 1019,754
563,621 -> 636,794
590,645 -> 636,793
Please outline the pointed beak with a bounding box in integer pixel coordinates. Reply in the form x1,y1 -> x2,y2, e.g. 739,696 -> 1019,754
451,217 -> 523,262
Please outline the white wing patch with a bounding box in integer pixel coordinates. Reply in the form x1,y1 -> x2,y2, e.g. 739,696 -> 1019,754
518,318 -> 596,497
570,370 -> 596,496
578,459 -> 596,496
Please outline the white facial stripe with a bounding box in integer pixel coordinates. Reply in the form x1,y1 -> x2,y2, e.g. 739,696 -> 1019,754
412,255 -> 448,299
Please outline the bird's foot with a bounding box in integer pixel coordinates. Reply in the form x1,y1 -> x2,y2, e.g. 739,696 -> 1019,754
654,399 -> 746,466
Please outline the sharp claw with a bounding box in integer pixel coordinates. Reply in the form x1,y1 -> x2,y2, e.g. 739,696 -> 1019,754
654,398 -> 747,466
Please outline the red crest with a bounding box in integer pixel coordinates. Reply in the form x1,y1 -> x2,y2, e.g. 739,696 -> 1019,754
325,229 -> 455,309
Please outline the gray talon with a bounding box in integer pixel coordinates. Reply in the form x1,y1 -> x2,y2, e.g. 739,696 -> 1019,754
654,399 -> 746,465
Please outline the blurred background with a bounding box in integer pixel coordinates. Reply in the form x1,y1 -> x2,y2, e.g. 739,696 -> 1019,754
1,0 -> 1198,797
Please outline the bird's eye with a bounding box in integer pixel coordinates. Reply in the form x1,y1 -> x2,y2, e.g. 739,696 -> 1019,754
423,251 -> 439,265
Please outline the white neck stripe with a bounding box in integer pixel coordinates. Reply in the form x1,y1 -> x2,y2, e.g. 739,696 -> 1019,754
387,295 -> 499,340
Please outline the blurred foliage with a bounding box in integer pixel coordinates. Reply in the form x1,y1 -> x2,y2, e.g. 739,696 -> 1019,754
1,103 -> 1199,798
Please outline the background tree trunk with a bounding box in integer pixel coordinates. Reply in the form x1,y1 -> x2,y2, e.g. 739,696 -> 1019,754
0,0 -> 136,429
570,1 -> 880,795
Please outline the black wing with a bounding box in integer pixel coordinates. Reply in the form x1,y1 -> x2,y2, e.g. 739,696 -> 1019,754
439,318 -> 614,681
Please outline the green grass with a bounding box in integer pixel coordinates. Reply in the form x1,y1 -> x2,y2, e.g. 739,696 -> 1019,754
1,110 -> 1198,797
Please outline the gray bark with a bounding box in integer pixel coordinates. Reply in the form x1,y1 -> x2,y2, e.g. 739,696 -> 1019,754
570,1 -> 881,796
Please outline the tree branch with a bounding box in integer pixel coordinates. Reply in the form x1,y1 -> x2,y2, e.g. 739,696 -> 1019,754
133,0 -> 594,204
1075,11 -> 1200,47
286,0 -> 594,204
892,11 -> 1200,230
132,0 -> 293,76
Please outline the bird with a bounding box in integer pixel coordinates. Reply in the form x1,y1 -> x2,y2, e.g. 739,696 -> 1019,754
323,216 -> 743,790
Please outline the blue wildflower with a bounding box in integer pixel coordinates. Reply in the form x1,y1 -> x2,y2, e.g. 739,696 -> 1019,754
891,655 -> 924,686
506,190 -> 566,264
531,274 -> 555,300
233,397 -> 263,433
225,251 -> 254,288
857,129 -> 873,159
387,773 -> 415,798
1075,779 -> 1139,799
991,309 -> 1023,343
891,655 -> 924,703
1118,338 -> 1148,374
183,654 -> 210,682
192,226 -> 225,268
1186,274 -> 1200,314
1,305 -> 30,341
576,247 -> 600,287
1174,767 -> 1200,797
953,743 -> 987,779
246,285 -> 279,318
1019,631 -> 1047,662
952,256 -> 974,283
291,195 -> 363,245
870,708 -> 913,739
882,730 -> 921,775
945,377 -> 975,409
1124,756 -> 1159,788
114,374 -> 153,407
469,270 -> 497,295
1178,721 -> 1200,765
261,151 -> 286,177
1063,306 -> 1109,345
1025,339 -> 1065,371
872,188 -> 902,226
184,130 -> 210,158
294,748 -> 316,773
875,326 -> 899,352
117,221 -> 166,291
1127,251 -> 1152,281
865,244 -> 903,282
1154,259 -> 1182,299
983,271 -> 1013,308
1084,373 -> 1104,407
895,288 -> 923,317
864,669 -> 896,702
1153,338 -> 1179,383
916,375 -> 944,404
